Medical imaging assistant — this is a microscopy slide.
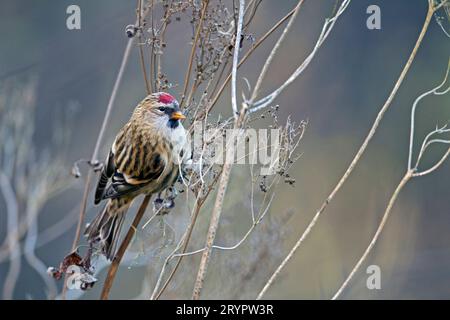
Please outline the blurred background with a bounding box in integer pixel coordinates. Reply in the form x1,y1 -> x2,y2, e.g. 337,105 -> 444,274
0,0 -> 449,300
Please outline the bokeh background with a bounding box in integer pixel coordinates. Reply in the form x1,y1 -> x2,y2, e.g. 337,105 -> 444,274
0,0 -> 449,299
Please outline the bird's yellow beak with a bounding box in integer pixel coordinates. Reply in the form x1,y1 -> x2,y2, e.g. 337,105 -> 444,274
170,111 -> 186,120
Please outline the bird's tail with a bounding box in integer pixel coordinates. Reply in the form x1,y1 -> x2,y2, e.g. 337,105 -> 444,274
85,198 -> 131,260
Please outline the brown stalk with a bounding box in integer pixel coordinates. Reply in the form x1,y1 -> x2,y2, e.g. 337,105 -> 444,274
100,195 -> 151,300
257,1 -> 438,299
62,38 -> 134,299
153,166 -> 223,299
180,0 -> 210,107
156,0 -> 174,90
147,0 -> 157,91
138,0 -> 152,94
63,2 -> 152,299
160,0 -> 296,299
203,3 -> 300,118
191,0 -> 246,297
332,171 -> 412,299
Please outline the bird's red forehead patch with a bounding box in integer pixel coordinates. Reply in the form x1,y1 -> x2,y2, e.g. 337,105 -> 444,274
158,93 -> 176,104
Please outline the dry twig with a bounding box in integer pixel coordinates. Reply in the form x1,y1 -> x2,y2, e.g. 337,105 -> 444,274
257,0 -> 440,299
333,58 -> 450,299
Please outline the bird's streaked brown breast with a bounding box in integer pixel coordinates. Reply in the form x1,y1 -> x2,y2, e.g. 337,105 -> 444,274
112,120 -> 180,195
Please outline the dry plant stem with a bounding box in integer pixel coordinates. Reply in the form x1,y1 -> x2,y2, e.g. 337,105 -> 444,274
64,2 -> 154,299
332,170 -> 413,299
192,0 -> 245,299
155,173 -> 277,299
192,161 -> 234,299
250,0 -> 305,101
180,0 -> 210,107
333,146 -> 450,299
0,172 -> 19,299
152,166 -> 224,300
414,147 -> 450,177
138,0 -> 152,94
256,3 -> 435,300
152,198 -> 203,299
139,37 -> 151,94
152,0 -> 173,92
206,4 -> 299,117
409,58 -> 450,169
0,181 -> 74,263
24,204 -> 58,299
249,0 -> 351,113
230,4 -> 244,117
333,59 -> 449,297
61,38 -> 135,299
155,117 -> 300,298
72,39 -> 133,242
156,1 -> 173,90
100,195 -> 151,300
150,0 -> 158,91
70,38 -> 134,253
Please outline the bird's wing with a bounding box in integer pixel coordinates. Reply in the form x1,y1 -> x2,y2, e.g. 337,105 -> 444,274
101,171 -> 146,200
101,150 -> 166,201
94,149 -> 115,204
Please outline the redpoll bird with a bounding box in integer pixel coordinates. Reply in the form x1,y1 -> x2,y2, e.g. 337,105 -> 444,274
85,92 -> 188,260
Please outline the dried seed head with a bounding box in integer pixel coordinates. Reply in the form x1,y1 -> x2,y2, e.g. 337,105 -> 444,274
125,24 -> 138,38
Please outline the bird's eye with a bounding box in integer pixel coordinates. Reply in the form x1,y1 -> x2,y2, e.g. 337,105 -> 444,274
158,107 -> 166,112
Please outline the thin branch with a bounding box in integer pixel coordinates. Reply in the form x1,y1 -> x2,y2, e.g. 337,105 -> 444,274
414,127 -> 450,169
191,1 -> 245,299
333,140 -> 449,299
212,192 -> 276,250
230,1 -> 245,117
23,204 -> 58,299
151,165 -> 224,300
0,182 -> 73,263
0,171 -> 20,300
250,0 -> 305,101
257,2 -> 435,299
414,147 -> 450,176
0,203 -> 79,264
149,0 -> 157,91
332,170 -> 413,299
191,162 -> 233,300
154,187 -> 276,261
100,195 -> 151,300
70,38 -> 134,252
138,0 -> 152,94
68,1 -> 154,269
434,0 -> 449,12
249,0 -> 351,113
156,1 -> 174,90
180,0 -> 210,107
62,2 -> 155,296
36,204 -> 82,249
333,53 -> 450,299
408,58 -> 450,170
150,199 -> 202,300
63,39 -> 135,300
205,3 -> 301,118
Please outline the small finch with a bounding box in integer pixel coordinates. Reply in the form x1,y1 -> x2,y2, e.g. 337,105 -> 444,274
85,92 -> 188,260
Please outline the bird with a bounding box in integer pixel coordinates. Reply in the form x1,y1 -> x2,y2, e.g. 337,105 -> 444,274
85,92 -> 188,260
